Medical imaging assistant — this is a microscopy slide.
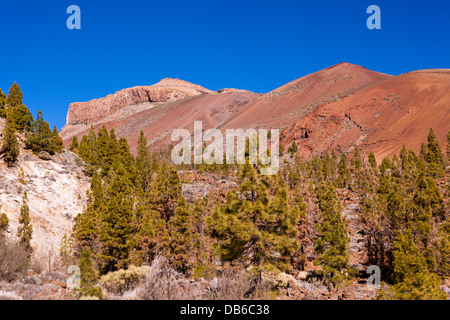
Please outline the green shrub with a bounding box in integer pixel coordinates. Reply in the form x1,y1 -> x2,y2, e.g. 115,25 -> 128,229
100,265 -> 151,295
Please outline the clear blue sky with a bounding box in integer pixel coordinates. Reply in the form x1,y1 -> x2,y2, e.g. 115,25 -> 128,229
0,0 -> 449,130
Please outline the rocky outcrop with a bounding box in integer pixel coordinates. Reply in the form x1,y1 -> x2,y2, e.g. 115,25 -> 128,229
0,119 -> 90,254
61,78 -> 213,140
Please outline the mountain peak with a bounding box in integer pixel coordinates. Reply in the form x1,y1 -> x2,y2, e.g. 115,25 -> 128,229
63,78 -> 213,130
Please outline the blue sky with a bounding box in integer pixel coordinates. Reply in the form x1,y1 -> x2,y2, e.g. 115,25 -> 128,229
0,0 -> 449,130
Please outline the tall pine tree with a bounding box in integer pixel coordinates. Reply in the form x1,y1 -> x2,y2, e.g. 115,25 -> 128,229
18,192 -> 33,258
314,182 -> 349,281
99,165 -> 134,274
0,114 -> 20,166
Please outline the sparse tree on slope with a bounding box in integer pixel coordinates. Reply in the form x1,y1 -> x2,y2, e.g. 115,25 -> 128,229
25,110 -> 55,155
18,192 -> 33,258
0,89 -> 6,118
0,114 -> 20,166
7,82 -> 33,132
0,212 -> 9,237
70,136 -> 79,153
52,126 -> 65,153
351,146 -> 362,171
425,128 -> 445,177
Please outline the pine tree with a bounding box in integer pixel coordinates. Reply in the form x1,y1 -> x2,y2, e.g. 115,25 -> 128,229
425,128 -> 444,177
368,151 -> 377,171
437,221 -> 450,277
70,136 -> 79,152
314,182 -> 349,281
447,130 -> 450,161
288,141 -> 298,158
291,193 -> 308,270
72,203 -> 101,255
0,89 -> 6,118
60,234 -> 72,265
191,198 -> 211,278
209,172 -> 300,272
7,82 -> 23,108
150,162 -> 181,221
52,126 -> 64,153
79,248 -> 99,289
18,192 -> 33,257
99,166 -> 134,273
97,126 -> 116,175
136,131 -> 152,193
0,212 -> 9,237
413,171 -> 444,220
379,157 -> 392,174
25,110 -> 55,155
0,114 -> 20,166
390,229 -> 446,300
78,126 -> 99,175
72,173 -> 103,254
351,146 -> 362,170
321,153 -> 332,181
7,82 -> 33,132
117,136 -> 136,180
11,104 -> 33,132
130,199 -> 165,266
337,153 -> 350,188
385,183 -> 406,232
165,196 -> 195,273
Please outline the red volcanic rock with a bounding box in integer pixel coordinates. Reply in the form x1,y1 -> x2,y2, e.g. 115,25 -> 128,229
64,90 -> 260,152
65,78 -> 213,126
220,62 -> 391,131
61,63 -> 450,161
281,69 -> 450,161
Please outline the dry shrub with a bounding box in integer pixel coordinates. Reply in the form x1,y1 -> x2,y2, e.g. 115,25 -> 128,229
137,256 -> 272,300
206,270 -> 273,300
100,265 -> 151,296
0,290 -> 23,300
0,238 -> 29,282
30,249 -> 61,275
136,255 -> 201,300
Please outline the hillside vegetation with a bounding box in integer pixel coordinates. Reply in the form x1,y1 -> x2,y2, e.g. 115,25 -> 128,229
1,82 -> 449,300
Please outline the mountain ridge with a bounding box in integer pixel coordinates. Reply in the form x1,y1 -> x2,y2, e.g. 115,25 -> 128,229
61,63 -> 450,161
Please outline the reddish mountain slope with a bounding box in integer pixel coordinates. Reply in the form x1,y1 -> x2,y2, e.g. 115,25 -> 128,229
282,69 -> 450,161
61,78 -> 214,140
63,90 -> 260,151
220,62 -> 391,131
61,64 -> 450,160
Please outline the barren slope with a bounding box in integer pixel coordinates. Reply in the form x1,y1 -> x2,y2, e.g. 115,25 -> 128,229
0,120 -> 90,254
65,91 -> 261,152
220,62 -> 391,131
282,69 -> 450,161
61,78 -> 213,140
61,64 -> 449,161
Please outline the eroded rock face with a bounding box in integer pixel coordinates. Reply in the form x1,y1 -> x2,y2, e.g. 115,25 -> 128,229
65,78 -> 213,127
0,119 -> 90,255
0,148 -> 90,254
